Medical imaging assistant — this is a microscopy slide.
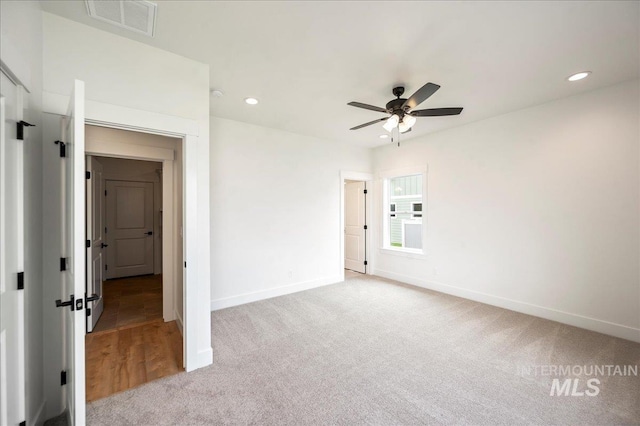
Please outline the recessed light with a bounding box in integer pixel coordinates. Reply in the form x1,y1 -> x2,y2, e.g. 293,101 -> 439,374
244,97 -> 259,105
379,134 -> 389,139
567,71 -> 591,82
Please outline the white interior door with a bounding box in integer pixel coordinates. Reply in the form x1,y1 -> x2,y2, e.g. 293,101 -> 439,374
86,156 -> 104,332
58,80 -> 86,425
0,70 -> 26,426
345,181 -> 366,274
105,180 -> 154,279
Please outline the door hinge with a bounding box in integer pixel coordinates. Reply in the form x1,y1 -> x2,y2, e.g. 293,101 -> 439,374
86,240 -> 91,248
17,120 -> 35,140
364,261 -> 368,266
364,225 -> 368,230
184,261 -> 187,268
363,189 -> 368,194
60,257 -> 67,271
105,189 -> 107,196
85,171 -> 91,179
105,226 -> 108,233
105,264 -> 108,271
60,370 -> 67,386
17,272 -> 24,290
54,140 -> 66,158
86,307 -> 92,317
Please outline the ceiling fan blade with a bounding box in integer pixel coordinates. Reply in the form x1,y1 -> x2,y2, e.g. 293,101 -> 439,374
347,102 -> 388,113
402,83 -> 440,110
350,117 -> 387,130
411,107 -> 463,117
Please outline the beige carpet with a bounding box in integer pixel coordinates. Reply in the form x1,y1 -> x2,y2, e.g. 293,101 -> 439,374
86,274 -> 640,425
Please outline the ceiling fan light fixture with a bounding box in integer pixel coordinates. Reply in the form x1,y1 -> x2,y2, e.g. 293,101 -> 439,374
383,114 -> 400,132
244,97 -> 259,105
347,82 -> 463,133
398,114 -> 416,134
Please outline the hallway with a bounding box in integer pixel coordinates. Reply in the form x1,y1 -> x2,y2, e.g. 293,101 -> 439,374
93,275 -> 163,333
86,275 -> 183,402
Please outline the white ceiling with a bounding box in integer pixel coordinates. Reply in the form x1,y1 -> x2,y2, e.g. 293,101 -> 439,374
42,1 -> 639,148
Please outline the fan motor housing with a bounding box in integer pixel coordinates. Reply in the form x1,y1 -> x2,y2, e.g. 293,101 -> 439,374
386,98 -> 407,115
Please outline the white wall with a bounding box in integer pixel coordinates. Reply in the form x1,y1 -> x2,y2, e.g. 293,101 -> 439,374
97,156 -> 164,275
41,12 -> 211,415
1,1 -> 46,424
372,79 -> 640,342
210,117 -> 371,308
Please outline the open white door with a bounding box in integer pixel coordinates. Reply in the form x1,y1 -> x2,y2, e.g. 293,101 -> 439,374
56,80 -> 86,424
86,156 -> 104,332
345,181 -> 366,273
0,71 -> 26,426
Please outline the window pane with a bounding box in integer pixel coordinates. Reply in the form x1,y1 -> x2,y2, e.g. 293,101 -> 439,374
387,174 -> 422,250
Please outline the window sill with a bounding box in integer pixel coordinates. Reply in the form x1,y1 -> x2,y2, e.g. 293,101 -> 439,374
379,247 -> 427,260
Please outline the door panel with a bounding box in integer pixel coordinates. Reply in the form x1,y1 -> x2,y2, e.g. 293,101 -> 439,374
106,180 -> 154,278
86,156 -> 104,333
60,79 -> 86,425
0,70 -> 26,426
345,181 -> 366,273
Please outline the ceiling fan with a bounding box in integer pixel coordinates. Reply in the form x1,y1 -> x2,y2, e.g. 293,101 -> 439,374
348,82 -> 463,134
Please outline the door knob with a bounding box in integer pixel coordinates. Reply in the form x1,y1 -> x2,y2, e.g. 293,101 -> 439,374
86,294 -> 99,303
145,231 -> 153,236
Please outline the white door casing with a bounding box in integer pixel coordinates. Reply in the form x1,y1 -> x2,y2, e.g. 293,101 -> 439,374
105,180 -> 154,279
0,70 -> 26,426
44,92 -> 212,374
59,80 -> 86,425
345,181 -> 366,273
85,156 -> 104,332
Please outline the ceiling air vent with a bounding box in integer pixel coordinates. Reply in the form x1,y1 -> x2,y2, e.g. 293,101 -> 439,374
85,0 -> 157,37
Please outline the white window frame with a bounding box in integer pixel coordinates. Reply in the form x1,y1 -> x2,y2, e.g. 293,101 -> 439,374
379,166 -> 427,258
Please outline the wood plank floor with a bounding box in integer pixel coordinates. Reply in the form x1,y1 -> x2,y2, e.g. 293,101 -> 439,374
93,274 -> 163,333
85,319 -> 183,402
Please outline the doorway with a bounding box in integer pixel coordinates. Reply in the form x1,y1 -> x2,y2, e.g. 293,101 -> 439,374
83,127 -> 184,402
345,180 -> 367,274
88,156 -> 164,334
340,171 -> 373,280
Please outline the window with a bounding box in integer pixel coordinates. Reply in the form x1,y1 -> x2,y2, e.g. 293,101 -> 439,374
384,173 -> 424,252
412,202 -> 422,218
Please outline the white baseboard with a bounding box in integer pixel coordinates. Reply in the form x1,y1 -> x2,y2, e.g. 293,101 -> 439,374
174,310 -> 183,336
373,269 -> 640,343
210,276 -> 342,311
32,399 -> 46,426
